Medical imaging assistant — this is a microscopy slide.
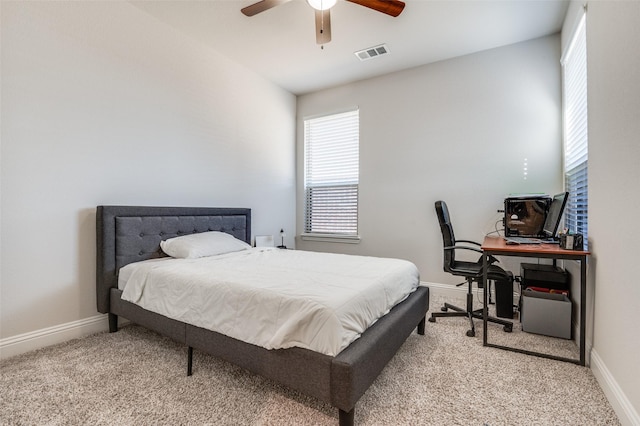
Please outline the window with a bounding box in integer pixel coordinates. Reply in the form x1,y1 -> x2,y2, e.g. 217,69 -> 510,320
303,109 -> 359,241
561,12 -> 588,247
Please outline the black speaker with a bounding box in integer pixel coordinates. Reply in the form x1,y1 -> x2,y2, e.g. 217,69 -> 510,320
495,276 -> 515,319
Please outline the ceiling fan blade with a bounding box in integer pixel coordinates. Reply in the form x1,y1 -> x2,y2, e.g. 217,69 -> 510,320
315,9 -> 332,44
241,0 -> 292,17
346,0 -> 405,17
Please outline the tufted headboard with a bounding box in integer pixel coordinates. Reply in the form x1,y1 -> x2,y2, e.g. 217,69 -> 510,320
96,205 -> 251,314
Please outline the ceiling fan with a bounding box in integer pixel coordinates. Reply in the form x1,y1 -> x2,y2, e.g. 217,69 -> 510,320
241,0 -> 406,45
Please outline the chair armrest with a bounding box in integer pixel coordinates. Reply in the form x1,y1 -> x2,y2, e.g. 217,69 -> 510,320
444,245 -> 483,254
456,239 -> 481,246
445,245 -> 500,266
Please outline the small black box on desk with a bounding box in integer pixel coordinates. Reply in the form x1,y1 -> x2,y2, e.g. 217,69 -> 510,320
520,263 -> 570,292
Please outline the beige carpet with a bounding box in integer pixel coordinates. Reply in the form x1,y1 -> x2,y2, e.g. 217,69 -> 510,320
0,296 -> 620,425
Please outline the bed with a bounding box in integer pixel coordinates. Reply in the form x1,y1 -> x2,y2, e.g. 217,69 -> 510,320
96,205 -> 429,425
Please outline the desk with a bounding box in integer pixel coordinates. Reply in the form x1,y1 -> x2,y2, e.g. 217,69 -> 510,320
481,236 -> 590,366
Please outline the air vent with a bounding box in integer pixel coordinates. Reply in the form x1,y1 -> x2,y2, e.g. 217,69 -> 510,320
354,44 -> 389,61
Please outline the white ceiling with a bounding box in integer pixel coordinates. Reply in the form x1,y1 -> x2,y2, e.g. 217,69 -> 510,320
131,0 -> 570,95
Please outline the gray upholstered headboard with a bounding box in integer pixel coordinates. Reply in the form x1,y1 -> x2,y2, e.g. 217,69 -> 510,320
96,206 -> 251,314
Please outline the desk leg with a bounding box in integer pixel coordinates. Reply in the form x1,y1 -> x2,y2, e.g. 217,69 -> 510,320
580,256 -> 587,366
483,252 -> 488,346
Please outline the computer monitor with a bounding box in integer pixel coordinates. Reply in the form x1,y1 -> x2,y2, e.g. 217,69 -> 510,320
504,196 -> 549,237
541,192 -> 569,239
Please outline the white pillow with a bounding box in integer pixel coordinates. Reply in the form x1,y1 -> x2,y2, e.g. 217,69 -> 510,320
160,231 -> 250,259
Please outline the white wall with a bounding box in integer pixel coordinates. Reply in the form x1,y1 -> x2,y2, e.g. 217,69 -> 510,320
296,35 -> 563,284
0,2 -> 296,343
582,1 -> 640,424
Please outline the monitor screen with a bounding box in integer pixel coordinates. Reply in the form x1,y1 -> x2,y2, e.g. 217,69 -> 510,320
542,192 -> 569,238
504,198 -> 548,237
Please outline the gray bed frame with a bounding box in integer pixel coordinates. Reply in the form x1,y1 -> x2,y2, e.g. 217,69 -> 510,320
96,205 -> 429,425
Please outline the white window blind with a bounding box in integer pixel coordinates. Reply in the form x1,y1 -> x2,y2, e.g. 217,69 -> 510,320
304,109 -> 359,237
561,13 -> 588,245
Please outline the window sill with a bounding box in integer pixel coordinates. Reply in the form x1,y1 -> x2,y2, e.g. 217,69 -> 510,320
300,233 -> 361,244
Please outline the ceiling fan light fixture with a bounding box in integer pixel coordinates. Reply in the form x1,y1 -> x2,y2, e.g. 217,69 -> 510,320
307,0 -> 337,11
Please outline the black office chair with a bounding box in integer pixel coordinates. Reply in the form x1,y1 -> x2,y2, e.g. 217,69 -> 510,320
428,201 -> 513,337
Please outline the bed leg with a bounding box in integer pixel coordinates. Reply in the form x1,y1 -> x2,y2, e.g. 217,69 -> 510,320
187,346 -> 193,376
108,313 -> 118,333
338,408 -> 354,426
417,316 -> 426,335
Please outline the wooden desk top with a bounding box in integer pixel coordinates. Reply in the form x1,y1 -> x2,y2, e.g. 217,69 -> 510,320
481,236 -> 590,256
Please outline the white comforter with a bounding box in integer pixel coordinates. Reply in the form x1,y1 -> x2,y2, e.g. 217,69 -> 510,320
119,248 -> 419,356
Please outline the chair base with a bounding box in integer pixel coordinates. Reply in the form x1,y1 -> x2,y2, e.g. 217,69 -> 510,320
428,292 -> 512,337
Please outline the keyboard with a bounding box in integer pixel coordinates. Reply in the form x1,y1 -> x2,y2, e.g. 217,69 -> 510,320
504,236 -> 543,245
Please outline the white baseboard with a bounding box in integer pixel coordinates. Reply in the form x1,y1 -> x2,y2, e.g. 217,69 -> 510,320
591,349 -> 640,426
0,314 -> 110,360
425,280 -> 517,304
425,280 -> 472,298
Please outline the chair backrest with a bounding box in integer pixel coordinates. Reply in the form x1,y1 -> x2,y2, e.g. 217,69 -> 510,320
435,200 -> 456,273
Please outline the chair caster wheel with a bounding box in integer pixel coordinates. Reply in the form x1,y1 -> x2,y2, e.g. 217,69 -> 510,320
466,330 -> 475,337
440,306 -> 448,312
428,317 -> 436,323
503,325 -> 513,333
